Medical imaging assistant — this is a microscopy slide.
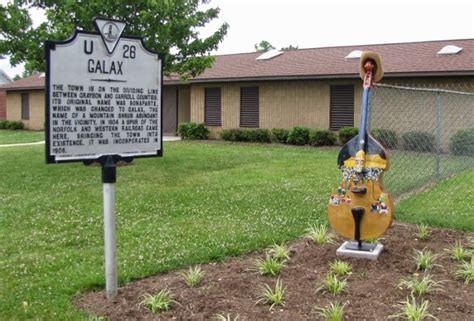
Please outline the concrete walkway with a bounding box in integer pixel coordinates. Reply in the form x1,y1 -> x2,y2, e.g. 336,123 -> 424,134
0,141 -> 45,148
0,136 -> 181,148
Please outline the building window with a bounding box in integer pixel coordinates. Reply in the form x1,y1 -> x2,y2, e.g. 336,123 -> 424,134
204,88 -> 221,126
330,85 -> 354,130
21,93 -> 29,120
240,86 -> 259,128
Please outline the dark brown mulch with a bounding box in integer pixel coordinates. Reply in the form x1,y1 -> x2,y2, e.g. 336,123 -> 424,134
75,223 -> 473,320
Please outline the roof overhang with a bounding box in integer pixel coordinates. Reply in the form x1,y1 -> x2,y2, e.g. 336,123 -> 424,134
2,86 -> 45,92
164,71 -> 474,86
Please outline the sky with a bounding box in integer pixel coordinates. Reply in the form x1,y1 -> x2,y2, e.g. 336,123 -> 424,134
1,0 -> 473,79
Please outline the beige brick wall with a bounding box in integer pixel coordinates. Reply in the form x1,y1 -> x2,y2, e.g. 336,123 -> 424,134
190,80 -> 362,138
189,77 -> 473,139
177,86 -> 191,124
6,90 -> 45,130
0,90 -> 6,119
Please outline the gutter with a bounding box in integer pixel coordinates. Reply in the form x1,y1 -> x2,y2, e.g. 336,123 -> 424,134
2,86 -> 45,92
164,71 -> 474,86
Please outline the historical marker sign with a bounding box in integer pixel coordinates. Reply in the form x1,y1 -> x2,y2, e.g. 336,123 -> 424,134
45,18 -> 164,300
45,18 -> 163,163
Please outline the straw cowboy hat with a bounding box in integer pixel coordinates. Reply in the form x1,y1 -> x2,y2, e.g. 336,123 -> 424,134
360,51 -> 384,83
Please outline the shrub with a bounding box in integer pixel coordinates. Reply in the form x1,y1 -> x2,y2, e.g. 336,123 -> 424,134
271,128 -> 289,144
220,129 -> 241,142
338,127 -> 358,144
177,122 -> 191,139
178,122 -> 209,140
401,131 -> 435,152
221,128 -> 271,143
371,128 -> 398,149
248,129 -> 271,143
287,126 -> 310,145
8,121 -> 25,130
0,120 -> 24,130
449,128 -> 474,156
309,129 -> 337,147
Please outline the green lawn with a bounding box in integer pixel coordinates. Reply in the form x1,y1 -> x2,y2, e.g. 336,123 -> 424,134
0,141 -> 472,319
0,130 -> 44,144
396,170 -> 474,230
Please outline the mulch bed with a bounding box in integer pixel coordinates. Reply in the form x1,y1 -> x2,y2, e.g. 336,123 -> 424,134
75,223 -> 473,320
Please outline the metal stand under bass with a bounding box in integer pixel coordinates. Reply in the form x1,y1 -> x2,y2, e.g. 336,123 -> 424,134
327,52 -> 393,259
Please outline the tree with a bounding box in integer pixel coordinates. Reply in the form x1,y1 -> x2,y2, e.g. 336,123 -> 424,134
0,0 -> 229,79
281,45 -> 298,51
254,40 -> 275,52
12,69 -> 36,81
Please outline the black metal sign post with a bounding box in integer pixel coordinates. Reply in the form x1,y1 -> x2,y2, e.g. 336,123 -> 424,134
45,18 -> 163,299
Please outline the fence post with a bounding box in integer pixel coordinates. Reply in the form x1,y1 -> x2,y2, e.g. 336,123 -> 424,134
435,91 -> 441,180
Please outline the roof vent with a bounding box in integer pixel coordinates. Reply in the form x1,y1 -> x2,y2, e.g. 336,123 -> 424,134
39,72 -> 45,78
437,45 -> 463,55
256,49 -> 283,60
345,50 -> 363,59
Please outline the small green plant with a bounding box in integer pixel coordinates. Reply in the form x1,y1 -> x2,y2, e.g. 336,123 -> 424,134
215,313 -> 240,321
316,302 -> 345,321
179,265 -> 206,287
467,236 -> 474,248
446,241 -> 472,261
455,258 -> 474,284
329,260 -> 352,277
397,274 -> 443,296
305,224 -> 335,245
268,243 -> 290,262
415,224 -> 430,241
413,249 -> 441,271
140,288 -> 175,313
389,296 -> 438,321
256,278 -> 285,310
255,255 -> 286,276
316,273 -> 347,295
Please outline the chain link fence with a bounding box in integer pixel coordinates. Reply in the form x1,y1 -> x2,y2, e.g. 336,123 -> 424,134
370,84 -> 474,197
369,82 -> 473,229
369,83 -> 474,202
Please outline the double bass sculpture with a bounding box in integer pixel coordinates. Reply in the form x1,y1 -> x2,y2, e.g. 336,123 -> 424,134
328,52 -> 393,252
